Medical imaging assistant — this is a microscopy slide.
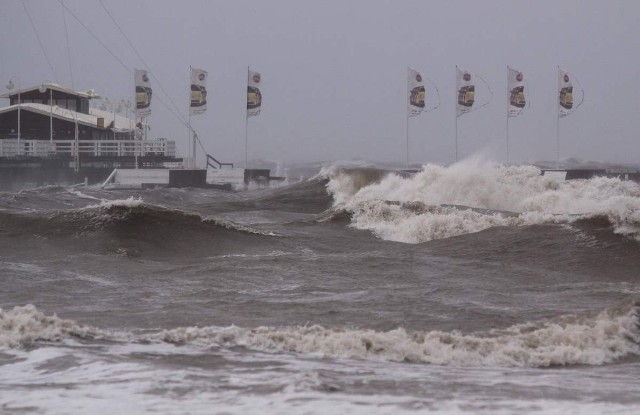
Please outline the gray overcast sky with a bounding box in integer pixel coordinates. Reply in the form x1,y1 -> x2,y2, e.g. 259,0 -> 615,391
1,0 -> 639,166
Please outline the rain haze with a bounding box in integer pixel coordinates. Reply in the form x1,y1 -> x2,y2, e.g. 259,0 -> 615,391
4,2 -> 640,414
1,0 -> 639,166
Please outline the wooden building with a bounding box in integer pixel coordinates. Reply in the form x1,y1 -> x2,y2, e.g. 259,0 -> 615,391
0,83 -> 181,190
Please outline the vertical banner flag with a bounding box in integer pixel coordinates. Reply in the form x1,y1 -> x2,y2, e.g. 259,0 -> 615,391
456,67 -> 475,117
247,70 -> 262,117
507,67 -> 526,117
408,68 -> 426,117
558,68 -> 574,118
190,68 -> 208,116
134,69 -> 152,117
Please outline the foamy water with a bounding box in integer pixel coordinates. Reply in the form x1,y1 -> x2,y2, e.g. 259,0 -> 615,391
3,344 -> 639,415
2,307 -> 640,415
2,302 -> 638,368
326,159 -> 640,242
82,196 -> 146,210
2,164 -> 640,414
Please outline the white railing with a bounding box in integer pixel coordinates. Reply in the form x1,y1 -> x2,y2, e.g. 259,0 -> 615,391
0,139 -> 177,158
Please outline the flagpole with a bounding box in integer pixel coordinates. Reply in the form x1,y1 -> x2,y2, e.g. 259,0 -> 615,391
188,116 -> 193,168
132,73 -> 138,169
556,66 -> 560,170
406,67 -> 410,169
406,110 -> 409,169
187,65 -> 195,168
455,65 -> 458,163
556,108 -> 560,170
192,120 -> 196,168
506,66 -> 510,164
245,66 -> 249,169
191,68 -> 196,168
455,113 -> 458,163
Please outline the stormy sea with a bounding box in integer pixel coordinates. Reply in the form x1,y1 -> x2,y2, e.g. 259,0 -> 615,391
1,159 -> 640,414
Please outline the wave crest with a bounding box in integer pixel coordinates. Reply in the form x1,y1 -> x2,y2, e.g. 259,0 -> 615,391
326,161 -> 640,242
43,198 -> 277,237
0,304 -> 101,347
3,302 -> 638,367
151,300 -> 639,367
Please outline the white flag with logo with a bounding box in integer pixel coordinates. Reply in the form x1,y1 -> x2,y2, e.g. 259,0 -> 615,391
247,70 -> 262,117
408,68 -> 426,117
558,68 -> 574,118
508,67 -> 526,118
134,69 -> 152,118
190,68 -> 208,116
456,67 -> 475,117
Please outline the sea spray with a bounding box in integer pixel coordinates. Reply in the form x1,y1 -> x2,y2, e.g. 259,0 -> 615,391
325,160 -> 640,242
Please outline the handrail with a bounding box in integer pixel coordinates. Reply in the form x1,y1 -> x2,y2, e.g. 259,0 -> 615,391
206,153 -> 234,169
0,138 -> 177,158
101,168 -> 118,188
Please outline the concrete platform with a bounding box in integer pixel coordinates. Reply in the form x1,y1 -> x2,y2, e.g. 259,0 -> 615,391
103,167 -> 285,189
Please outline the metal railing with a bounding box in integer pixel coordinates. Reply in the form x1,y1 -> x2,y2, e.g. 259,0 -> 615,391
206,153 -> 234,169
0,139 -> 176,158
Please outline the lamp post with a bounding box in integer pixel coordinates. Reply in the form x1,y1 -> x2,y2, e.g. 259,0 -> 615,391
5,76 -> 21,153
120,99 -> 132,140
120,99 -> 137,168
100,97 -> 111,137
114,101 -> 123,141
71,108 -> 79,173
101,97 -> 121,140
39,81 -> 54,143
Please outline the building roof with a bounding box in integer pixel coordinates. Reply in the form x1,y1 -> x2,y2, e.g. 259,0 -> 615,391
0,83 -> 101,99
0,103 -> 133,132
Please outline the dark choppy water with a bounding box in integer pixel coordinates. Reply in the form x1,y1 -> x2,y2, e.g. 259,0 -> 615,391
1,160 -> 640,414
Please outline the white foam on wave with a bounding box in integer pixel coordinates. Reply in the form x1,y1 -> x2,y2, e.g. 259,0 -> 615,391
2,302 -> 640,414
211,250 -> 292,259
64,188 -> 101,200
81,196 -> 145,210
326,157 -> 640,242
203,216 -> 279,236
151,300 -> 639,367
0,304 -> 105,348
49,196 -> 148,230
61,195 -> 278,236
314,159 -> 377,180
347,202 -> 526,243
3,302 -> 637,368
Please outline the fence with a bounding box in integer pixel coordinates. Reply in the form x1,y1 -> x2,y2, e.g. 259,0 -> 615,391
0,139 -> 177,158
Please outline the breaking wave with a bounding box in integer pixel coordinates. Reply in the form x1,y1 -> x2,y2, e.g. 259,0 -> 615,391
3,301 -> 639,368
2,197 -> 277,237
324,159 -> 640,243
0,305 -> 106,348
0,197 -> 280,259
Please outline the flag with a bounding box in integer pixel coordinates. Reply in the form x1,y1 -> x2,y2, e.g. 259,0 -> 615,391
134,69 -> 152,118
508,66 -> 526,118
247,70 -> 262,117
408,68 -> 425,117
190,67 -> 208,116
558,68 -> 574,118
456,67 -> 475,117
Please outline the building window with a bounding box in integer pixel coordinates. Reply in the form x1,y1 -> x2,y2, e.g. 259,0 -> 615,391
80,99 -> 89,114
